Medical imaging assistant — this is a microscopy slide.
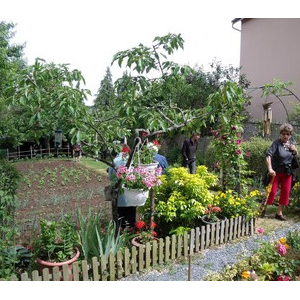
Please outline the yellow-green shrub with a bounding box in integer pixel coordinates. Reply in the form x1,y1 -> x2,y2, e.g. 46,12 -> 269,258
153,166 -> 217,233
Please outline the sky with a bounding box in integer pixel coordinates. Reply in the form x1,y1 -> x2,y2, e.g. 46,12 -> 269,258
1,0 -> 246,106
1,0 -> 297,107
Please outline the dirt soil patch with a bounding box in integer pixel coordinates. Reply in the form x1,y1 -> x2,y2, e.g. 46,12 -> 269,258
14,159 -> 112,243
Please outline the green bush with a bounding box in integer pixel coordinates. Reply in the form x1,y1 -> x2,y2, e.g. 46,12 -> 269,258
165,145 -> 182,165
242,137 -> 271,182
146,166 -> 218,234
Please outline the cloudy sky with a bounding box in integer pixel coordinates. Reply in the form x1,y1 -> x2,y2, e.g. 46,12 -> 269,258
0,0 -> 291,106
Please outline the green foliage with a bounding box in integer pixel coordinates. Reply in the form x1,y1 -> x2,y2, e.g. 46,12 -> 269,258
77,209 -> 128,260
290,182 -> 300,209
148,166 -> 217,234
32,216 -> 79,262
208,82 -> 252,194
165,145 -> 182,165
243,137 -> 271,182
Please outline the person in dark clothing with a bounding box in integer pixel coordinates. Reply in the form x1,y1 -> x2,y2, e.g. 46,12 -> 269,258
181,132 -> 200,174
154,152 -> 168,173
263,123 -> 298,221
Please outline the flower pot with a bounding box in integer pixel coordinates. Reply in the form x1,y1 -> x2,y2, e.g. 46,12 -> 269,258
131,236 -> 159,248
124,188 -> 149,206
200,215 -> 227,225
36,247 -> 80,281
139,161 -> 159,174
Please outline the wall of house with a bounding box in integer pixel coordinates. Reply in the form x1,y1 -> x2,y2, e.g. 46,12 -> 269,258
240,18 -> 300,124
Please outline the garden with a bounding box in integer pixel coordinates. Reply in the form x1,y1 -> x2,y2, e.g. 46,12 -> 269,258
1,24 -> 300,281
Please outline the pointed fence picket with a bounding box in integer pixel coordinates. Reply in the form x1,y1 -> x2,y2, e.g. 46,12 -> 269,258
5,216 -> 255,281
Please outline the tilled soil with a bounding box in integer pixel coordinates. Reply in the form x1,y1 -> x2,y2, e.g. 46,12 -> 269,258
14,159 -> 112,243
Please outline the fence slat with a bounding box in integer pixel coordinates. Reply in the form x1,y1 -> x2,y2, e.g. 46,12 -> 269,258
116,251 -> 124,279
184,232 -> 189,257
82,260 -> 90,281
109,253 -> 115,281
138,246 -> 144,272
224,219 -> 229,242
205,224 -> 210,248
211,223 -> 216,246
165,236 -> 170,262
92,257 -> 100,281
21,272 -> 30,281
229,218 -> 234,241
62,264 -> 70,281
201,226 -> 205,251
52,266 -> 60,281
124,248 -> 131,276
195,227 -> 200,253
237,216 -> 242,238
220,220 -> 225,244
73,261 -> 80,281
215,222 -> 220,245
34,270 -> 43,281
189,229 -> 195,255
171,235 -> 176,260
177,234 -> 182,258
233,217 -> 238,240
131,246 -> 137,274
152,239 -> 158,266
158,238 -> 164,265
100,255 -> 108,281
145,242 -> 151,269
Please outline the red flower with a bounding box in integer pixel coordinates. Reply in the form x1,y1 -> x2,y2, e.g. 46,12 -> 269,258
152,140 -> 161,146
150,221 -> 157,229
277,275 -> 291,281
212,207 -> 222,213
142,132 -> 148,137
152,231 -> 157,237
134,220 -> 146,230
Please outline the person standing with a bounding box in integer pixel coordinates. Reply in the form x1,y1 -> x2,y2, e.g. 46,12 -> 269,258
108,145 -> 136,228
73,143 -> 82,162
264,123 -> 298,221
181,132 -> 200,174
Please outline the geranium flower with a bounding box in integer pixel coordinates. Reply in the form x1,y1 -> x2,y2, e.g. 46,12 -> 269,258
152,140 -> 161,146
257,227 -> 264,234
277,275 -> 291,281
134,220 -> 146,230
278,243 -> 287,256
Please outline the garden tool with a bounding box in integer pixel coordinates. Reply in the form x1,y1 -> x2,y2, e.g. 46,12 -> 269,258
260,176 -> 275,218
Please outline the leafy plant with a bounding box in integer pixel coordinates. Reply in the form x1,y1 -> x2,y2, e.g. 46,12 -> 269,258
77,209 -> 129,260
31,216 -> 79,262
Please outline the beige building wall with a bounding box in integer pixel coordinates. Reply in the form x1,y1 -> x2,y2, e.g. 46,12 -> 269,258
239,18 -> 300,124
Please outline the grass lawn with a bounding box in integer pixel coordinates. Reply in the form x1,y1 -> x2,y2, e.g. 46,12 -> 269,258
79,156 -> 108,175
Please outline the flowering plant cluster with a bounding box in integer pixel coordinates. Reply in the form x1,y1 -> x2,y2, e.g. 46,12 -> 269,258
136,140 -> 160,165
206,231 -> 300,281
204,204 -> 222,222
213,189 -> 260,219
133,220 -> 157,244
116,165 -> 162,191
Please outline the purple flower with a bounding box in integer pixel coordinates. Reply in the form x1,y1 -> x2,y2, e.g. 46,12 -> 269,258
235,149 -> 242,155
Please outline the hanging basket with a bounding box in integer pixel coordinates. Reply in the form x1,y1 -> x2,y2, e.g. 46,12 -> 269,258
123,188 -> 149,206
139,161 -> 159,174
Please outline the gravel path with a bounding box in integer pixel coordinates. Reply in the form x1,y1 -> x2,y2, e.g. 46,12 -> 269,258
120,222 -> 300,281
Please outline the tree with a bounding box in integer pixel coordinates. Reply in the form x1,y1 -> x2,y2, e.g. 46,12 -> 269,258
94,67 -> 115,109
0,21 -> 27,148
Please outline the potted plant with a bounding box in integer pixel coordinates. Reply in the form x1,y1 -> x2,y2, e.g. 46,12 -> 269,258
116,165 -> 162,206
200,204 -> 226,225
135,140 -> 161,171
32,216 -> 80,280
131,220 -> 158,247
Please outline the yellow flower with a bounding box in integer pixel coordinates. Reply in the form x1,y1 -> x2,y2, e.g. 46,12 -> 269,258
283,243 -> 290,250
279,238 -> 286,244
241,271 -> 250,279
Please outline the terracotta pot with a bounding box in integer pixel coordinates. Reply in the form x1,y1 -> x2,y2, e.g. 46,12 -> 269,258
36,248 -> 80,281
123,188 -> 149,206
131,236 -> 159,248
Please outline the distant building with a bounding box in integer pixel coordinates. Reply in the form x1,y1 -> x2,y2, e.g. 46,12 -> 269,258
232,18 -> 300,127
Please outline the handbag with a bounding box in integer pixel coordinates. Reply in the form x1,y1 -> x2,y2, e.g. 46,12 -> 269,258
292,155 -> 299,170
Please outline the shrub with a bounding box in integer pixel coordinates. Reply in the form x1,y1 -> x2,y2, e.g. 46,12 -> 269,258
165,145 -> 182,165
146,166 -> 217,234
242,137 -> 271,182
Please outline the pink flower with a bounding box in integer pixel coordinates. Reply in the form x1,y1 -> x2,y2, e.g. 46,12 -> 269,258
257,227 -> 264,234
236,149 -> 242,155
245,151 -> 251,157
277,275 -> 291,281
236,139 -> 242,145
278,243 -> 287,256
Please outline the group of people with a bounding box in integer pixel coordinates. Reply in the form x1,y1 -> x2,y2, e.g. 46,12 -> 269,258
106,122 -> 298,227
